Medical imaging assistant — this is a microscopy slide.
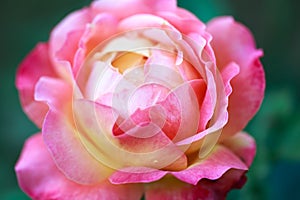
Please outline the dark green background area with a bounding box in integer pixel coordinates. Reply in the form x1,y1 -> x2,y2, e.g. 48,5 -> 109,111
0,0 -> 299,199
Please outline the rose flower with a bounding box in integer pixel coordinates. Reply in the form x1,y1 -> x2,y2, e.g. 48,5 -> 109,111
15,0 -> 265,199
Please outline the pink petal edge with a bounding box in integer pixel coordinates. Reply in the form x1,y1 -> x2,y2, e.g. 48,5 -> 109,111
92,0 -> 177,20
207,16 -> 265,138
15,133 -> 143,200
145,169 -> 246,200
110,144 -> 247,186
43,107 -> 113,185
16,43 -> 56,127
221,131 -> 256,167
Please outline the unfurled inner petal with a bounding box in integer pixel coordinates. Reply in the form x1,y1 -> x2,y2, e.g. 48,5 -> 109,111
73,100 -> 186,171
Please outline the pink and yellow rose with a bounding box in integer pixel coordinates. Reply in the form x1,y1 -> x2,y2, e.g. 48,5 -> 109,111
15,0 -> 265,199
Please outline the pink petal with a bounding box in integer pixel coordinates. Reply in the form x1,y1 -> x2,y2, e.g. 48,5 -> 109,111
16,43 -> 56,127
175,8 -> 200,21
221,131 -> 256,167
113,105 -> 166,136
177,57 -> 202,81
109,167 -> 167,184
74,13 -> 118,74
145,169 -> 247,200
189,79 -> 207,132
34,77 -> 72,111
92,0 -> 176,20
207,16 -> 265,138
171,145 -> 248,185
118,14 -> 172,31
43,105 -> 113,184
145,47 -> 201,83
221,62 -> 240,97
80,61 -> 122,101
72,99 -> 122,168
114,124 -> 187,170
157,9 -> 206,36
55,30 -> 83,67
159,80 -> 200,142
109,140 -> 249,186
49,8 -> 91,76
128,83 -> 170,114
15,133 -> 143,200
73,100 -> 186,171
50,8 -> 90,59
176,64 -> 228,158
145,177 -> 215,200
144,54 -> 184,89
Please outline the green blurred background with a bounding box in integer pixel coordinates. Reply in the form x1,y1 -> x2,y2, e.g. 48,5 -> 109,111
0,0 -> 299,199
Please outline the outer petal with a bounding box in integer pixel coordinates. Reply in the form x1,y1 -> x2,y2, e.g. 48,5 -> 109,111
221,131 -> 256,167
145,169 -> 246,200
92,0 -> 177,19
73,13 -> 118,74
207,16 -> 265,138
110,145 -> 248,187
50,8 -> 90,62
34,77 -> 71,112
145,176 -> 216,200
171,145 -> 247,185
49,8 -> 91,77
15,134 -> 143,200
16,43 -> 57,127
43,108 -> 113,185
37,79 -> 113,184
157,9 -> 206,36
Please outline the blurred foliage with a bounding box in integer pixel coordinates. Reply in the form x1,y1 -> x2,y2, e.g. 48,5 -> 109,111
0,0 -> 299,199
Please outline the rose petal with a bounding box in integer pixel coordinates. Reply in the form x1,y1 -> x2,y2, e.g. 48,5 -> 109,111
43,105 -> 113,184
144,176 -> 215,200
207,16 -> 265,138
50,8 -> 90,61
79,13 -> 118,54
74,13 -> 119,73
115,123 -> 188,170
34,77 -> 71,111
171,145 -> 248,185
221,131 -> 256,167
16,43 -> 56,127
92,0 -> 176,20
159,80 -> 200,142
157,9 -> 206,36
175,7 -> 200,21
109,167 -> 167,184
49,8 -> 91,77
110,145 -> 248,186
118,14 -> 171,31
189,79 -> 207,131
73,99 -> 187,171
113,105 -> 167,136
83,61 -> 123,101
144,54 -> 184,89
221,62 -> 240,97
145,169 -> 247,200
55,30 -> 83,67
15,133 -> 143,200
176,64 -> 228,158
128,83 -> 170,114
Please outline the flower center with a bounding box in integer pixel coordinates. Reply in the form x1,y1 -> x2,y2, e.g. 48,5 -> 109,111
112,52 -> 147,74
